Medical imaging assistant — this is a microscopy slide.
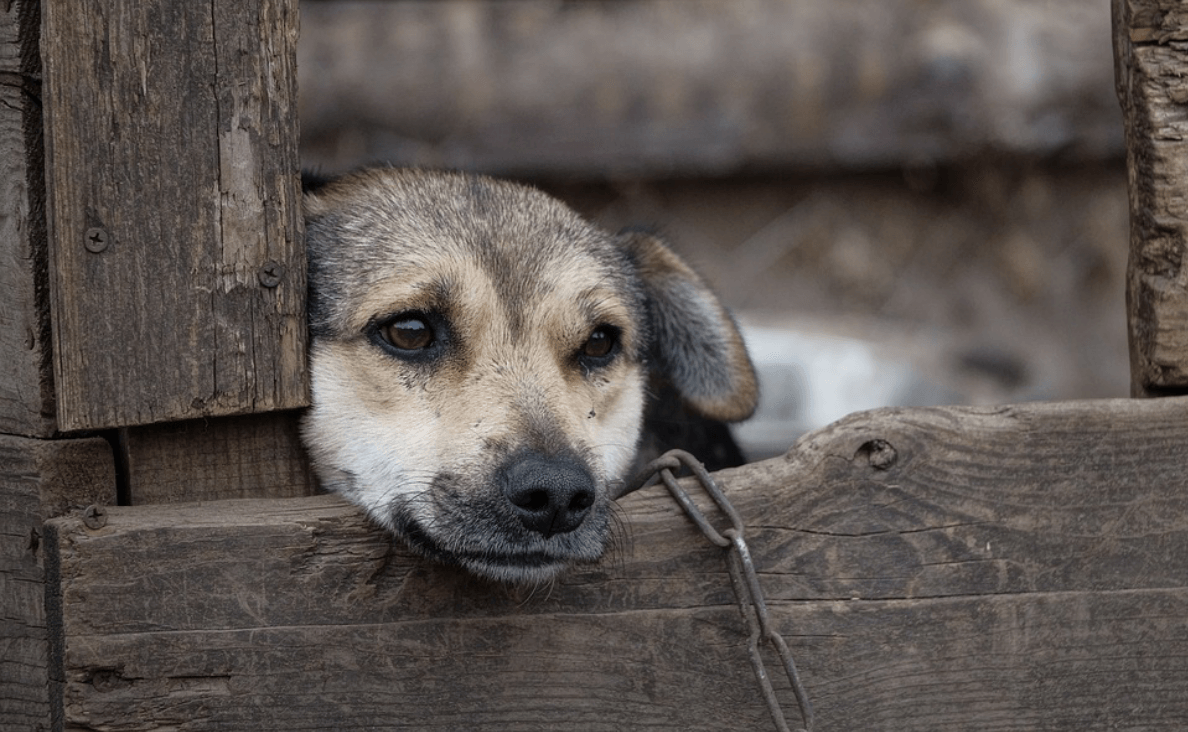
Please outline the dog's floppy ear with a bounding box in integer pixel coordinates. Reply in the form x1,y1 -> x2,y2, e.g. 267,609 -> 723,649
620,230 -> 759,422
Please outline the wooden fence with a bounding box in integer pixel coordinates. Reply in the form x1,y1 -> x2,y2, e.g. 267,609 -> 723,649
2,0 -> 1187,729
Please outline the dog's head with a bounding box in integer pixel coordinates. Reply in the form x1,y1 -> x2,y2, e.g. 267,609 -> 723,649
302,168 -> 756,583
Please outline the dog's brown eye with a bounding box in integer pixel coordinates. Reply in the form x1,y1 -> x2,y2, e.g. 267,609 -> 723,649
581,326 -> 618,360
381,317 -> 434,351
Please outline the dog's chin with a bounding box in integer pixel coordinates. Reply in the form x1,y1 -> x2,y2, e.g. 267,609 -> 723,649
394,514 -> 608,585
457,553 -> 576,585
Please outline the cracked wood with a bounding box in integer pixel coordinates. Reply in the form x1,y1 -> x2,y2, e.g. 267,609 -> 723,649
41,0 -> 306,431
1114,0 -> 1188,395
0,0 -> 53,437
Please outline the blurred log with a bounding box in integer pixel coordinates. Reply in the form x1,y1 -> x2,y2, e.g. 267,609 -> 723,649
299,0 -> 1121,177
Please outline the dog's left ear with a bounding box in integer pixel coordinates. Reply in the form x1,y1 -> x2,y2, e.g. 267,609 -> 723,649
620,230 -> 759,422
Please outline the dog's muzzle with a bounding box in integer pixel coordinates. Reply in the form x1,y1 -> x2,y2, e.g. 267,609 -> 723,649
497,451 -> 597,538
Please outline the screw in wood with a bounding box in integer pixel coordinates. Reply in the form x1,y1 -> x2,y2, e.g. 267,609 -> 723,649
82,504 -> 108,530
258,261 -> 284,288
84,227 -> 109,253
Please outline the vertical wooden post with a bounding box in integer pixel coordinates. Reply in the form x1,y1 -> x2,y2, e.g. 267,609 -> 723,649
1113,0 -> 1188,396
0,0 -> 54,438
0,4 -> 120,725
0,435 -> 115,732
42,0 -> 306,431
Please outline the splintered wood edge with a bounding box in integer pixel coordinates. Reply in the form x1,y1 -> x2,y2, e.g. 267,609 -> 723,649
1113,0 -> 1188,395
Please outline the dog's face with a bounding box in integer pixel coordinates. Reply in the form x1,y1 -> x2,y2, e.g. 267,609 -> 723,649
303,168 -> 756,583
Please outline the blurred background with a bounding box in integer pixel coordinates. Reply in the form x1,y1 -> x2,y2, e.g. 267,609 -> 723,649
296,0 -> 1128,459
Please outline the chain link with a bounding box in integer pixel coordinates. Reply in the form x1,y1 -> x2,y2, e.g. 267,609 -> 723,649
621,449 -> 814,732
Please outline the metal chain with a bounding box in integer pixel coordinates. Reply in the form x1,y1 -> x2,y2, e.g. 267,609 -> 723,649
621,449 -> 814,732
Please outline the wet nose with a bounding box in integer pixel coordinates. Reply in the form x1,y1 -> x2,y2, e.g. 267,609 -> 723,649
500,452 -> 596,537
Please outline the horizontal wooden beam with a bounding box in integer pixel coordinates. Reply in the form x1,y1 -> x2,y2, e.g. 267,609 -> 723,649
51,590 -> 1188,731
45,397 -> 1188,729
299,0 -> 1121,177
123,411 -> 316,505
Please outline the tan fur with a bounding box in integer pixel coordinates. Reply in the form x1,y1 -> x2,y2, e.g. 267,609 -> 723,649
302,167 -> 756,583
622,231 -> 758,421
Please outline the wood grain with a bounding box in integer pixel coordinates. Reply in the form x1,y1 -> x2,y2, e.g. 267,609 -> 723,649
0,434 -> 114,732
51,591 -> 1188,732
45,398 -> 1188,730
1113,0 -> 1188,395
123,411 -> 316,504
41,0 -> 306,431
0,0 -> 54,437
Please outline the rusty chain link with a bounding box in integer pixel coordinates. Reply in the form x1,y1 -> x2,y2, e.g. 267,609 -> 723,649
620,449 -> 814,732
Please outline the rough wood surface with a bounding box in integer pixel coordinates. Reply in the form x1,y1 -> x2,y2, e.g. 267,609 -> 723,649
1113,0 -> 1188,395
45,397 -> 1188,730
0,434 -> 114,732
42,0 -> 306,432
299,0 -> 1120,177
0,0 -> 54,437
123,411 -> 316,505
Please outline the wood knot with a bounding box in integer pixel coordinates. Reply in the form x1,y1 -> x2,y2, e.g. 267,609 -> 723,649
856,439 -> 898,471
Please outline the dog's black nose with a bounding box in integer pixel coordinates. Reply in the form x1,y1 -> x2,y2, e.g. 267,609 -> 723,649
500,453 -> 596,537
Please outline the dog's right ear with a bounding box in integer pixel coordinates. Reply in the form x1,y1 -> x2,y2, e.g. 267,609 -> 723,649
619,230 -> 758,423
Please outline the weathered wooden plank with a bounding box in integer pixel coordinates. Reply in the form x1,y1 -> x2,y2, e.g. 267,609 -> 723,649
0,434 -> 114,732
48,397 -> 1188,631
42,0 -> 306,431
45,398 -> 1188,729
795,589 -> 1188,731
50,590 -> 1188,732
299,0 -> 1121,177
1113,0 -> 1188,395
123,411 -> 316,504
0,0 -> 54,437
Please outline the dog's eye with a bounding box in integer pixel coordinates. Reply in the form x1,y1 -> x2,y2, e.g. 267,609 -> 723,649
580,325 -> 619,364
380,316 -> 434,352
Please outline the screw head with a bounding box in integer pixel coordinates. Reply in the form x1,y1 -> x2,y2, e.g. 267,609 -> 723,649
82,504 -> 108,530
84,228 -> 109,253
258,261 -> 283,288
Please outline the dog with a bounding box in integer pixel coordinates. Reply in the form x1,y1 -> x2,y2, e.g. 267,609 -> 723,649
301,167 -> 757,583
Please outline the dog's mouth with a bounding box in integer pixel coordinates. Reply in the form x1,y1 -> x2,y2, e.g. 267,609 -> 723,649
394,511 -> 609,584
377,451 -> 613,582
